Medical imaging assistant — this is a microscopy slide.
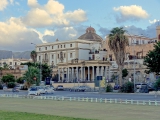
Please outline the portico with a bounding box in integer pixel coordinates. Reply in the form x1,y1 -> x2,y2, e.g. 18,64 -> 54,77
57,60 -> 111,82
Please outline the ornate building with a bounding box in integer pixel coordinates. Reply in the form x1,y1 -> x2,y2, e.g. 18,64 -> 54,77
36,27 -> 111,83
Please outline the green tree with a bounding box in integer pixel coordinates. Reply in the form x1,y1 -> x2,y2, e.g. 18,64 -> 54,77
1,74 -> 15,83
154,78 -> 160,91
108,27 -> 129,86
16,77 -> 24,84
144,42 -> 160,75
21,62 -> 52,81
30,50 -> 37,63
122,69 -> 128,78
23,66 -> 40,88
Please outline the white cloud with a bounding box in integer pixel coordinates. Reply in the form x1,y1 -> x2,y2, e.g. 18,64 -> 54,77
22,8 -> 53,27
28,0 -> 39,8
113,5 -> 149,22
0,17 -> 56,51
149,19 -> 160,24
23,0 -> 87,28
9,0 -> 13,4
0,0 -> 8,11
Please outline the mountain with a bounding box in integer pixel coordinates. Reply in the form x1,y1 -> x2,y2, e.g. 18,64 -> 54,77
0,50 -> 31,59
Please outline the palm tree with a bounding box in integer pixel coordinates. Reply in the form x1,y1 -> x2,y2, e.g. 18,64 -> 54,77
23,66 -> 40,88
30,50 -> 37,63
108,27 -> 129,86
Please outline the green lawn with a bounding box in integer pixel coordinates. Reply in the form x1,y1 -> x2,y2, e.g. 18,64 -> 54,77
0,97 -> 160,120
0,110 -> 92,120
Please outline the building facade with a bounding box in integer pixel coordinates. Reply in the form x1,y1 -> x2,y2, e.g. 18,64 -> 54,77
0,58 -> 31,69
36,27 -> 111,82
105,25 -> 160,83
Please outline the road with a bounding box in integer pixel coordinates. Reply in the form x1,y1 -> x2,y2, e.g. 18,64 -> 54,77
0,90 -> 160,101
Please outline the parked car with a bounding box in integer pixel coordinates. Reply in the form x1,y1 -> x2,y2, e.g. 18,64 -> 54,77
56,85 -> 64,90
45,87 -> 54,94
114,84 -> 120,90
12,86 -> 20,92
70,86 -> 91,92
3,86 -> 8,91
38,86 -> 45,94
28,87 -> 41,96
69,86 -> 79,92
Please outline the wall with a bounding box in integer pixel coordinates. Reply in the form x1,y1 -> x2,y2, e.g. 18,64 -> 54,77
79,49 -> 89,60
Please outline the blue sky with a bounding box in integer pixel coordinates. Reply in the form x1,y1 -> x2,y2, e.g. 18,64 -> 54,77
0,0 -> 160,51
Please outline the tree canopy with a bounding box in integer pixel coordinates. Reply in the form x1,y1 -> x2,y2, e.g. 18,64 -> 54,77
21,62 -> 52,81
30,50 -> 37,63
143,42 -> 160,75
1,74 -> 15,83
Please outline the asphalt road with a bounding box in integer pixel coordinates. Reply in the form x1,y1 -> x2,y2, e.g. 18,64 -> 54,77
1,90 -> 160,101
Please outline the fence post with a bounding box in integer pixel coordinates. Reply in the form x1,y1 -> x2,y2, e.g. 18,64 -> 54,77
131,99 -> 133,104
91,98 -> 93,102
96,98 -> 97,102
149,100 -> 151,106
143,101 -> 145,105
125,99 -> 127,104
155,101 -> 157,106
70,97 -> 72,101
115,99 -> 117,103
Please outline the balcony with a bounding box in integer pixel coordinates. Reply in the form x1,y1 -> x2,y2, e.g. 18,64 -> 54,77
128,55 -> 145,60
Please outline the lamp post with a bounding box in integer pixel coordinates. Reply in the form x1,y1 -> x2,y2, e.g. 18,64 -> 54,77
126,32 -> 136,92
31,43 -> 42,82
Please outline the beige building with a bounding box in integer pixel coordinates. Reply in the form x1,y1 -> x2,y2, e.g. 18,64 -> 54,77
36,27 -> 111,83
0,57 -> 31,69
105,25 -> 160,83
0,65 -> 28,80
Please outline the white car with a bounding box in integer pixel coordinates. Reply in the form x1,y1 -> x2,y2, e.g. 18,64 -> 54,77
45,87 -> 54,94
3,86 -> 8,91
37,86 -> 45,94
56,85 -> 64,90
28,88 -> 41,96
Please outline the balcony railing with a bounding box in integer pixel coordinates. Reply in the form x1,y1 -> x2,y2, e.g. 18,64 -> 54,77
42,59 -> 48,62
128,56 -> 145,60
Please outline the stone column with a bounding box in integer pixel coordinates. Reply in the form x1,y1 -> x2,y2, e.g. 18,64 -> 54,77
76,67 -> 78,82
72,67 -> 74,82
67,67 -> 69,82
101,66 -> 103,76
81,67 -> 83,81
104,66 -> 107,78
97,66 -> 99,76
92,66 -> 94,81
108,66 -> 110,81
58,68 -> 60,82
88,66 -> 90,81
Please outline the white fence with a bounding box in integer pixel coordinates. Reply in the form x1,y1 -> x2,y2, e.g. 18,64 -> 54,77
0,94 -> 160,106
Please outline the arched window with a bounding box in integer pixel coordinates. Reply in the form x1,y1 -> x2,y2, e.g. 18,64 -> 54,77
45,54 -> 48,60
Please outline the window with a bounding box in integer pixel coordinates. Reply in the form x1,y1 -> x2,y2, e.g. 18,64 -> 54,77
39,48 -> 41,51
64,53 -> 65,58
39,56 -> 41,61
64,45 -> 65,48
142,40 -> 144,44
52,55 -> 54,59
10,62 -> 12,65
58,45 -> 59,48
45,47 -> 47,50
70,44 -> 72,47
52,46 -> 54,49
61,45 -> 62,48
15,62 -> 17,65
58,54 -> 59,58
70,53 -> 72,58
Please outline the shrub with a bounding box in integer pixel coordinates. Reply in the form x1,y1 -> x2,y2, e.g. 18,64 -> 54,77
121,82 -> 134,93
0,84 -> 3,89
106,84 -> 113,92
154,78 -> 160,91
7,82 -> 16,88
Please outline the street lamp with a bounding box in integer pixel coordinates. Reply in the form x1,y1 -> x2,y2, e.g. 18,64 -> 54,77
126,32 -> 136,92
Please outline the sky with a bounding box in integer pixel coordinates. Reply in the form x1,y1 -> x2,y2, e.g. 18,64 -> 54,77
0,0 -> 160,51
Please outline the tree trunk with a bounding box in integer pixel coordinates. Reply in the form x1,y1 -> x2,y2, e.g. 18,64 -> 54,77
118,65 -> 123,86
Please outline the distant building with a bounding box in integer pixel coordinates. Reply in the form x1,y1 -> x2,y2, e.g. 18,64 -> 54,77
0,57 -> 32,69
105,25 -> 160,83
36,26 -> 111,83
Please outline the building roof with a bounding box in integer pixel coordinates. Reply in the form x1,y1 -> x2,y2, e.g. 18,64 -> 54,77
78,26 -> 103,42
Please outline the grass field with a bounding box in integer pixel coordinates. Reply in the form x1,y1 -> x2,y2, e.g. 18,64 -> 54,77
0,110 -> 93,120
0,98 -> 160,120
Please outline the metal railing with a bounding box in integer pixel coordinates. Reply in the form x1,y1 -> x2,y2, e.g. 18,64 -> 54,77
0,94 -> 160,106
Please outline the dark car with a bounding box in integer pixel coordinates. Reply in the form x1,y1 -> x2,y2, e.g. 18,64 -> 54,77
114,84 -> 120,90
